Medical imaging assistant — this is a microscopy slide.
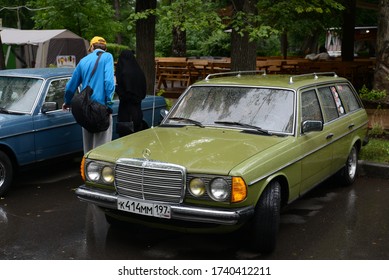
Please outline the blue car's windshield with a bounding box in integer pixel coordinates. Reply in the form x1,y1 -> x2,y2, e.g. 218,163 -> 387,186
0,76 -> 43,114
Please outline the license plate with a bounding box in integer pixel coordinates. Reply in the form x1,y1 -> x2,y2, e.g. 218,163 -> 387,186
117,197 -> 171,219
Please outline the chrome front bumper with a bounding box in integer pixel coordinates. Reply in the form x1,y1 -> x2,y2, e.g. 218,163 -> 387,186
75,185 -> 254,225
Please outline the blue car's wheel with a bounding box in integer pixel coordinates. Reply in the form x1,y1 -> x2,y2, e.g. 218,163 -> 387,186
0,151 -> 13,197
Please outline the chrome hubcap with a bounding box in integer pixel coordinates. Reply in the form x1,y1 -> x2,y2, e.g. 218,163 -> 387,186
347,147 -> 357,179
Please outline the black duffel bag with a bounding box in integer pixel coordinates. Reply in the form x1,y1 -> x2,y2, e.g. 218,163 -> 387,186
71,85 -> 110,133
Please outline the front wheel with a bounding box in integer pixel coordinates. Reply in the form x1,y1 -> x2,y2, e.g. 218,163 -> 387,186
250,180 -> 281,254
0,151 -> 13,197
339,145 -> 358,185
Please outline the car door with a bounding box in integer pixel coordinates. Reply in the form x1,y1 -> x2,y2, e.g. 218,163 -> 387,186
33,77 -> 83,161
317,85 -> 352,175
329,83 -> 366,172
300,88 -> 334,193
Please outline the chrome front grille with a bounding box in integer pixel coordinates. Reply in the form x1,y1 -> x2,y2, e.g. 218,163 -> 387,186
115,158 -> 186,203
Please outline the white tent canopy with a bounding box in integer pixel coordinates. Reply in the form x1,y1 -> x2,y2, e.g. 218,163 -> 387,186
0,29 -> 89,68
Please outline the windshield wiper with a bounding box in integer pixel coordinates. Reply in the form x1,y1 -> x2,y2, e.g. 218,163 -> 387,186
214,121 -> 272,135
167,117 -> 204,127
0,107 -> 25,115
0,107 -> 10,114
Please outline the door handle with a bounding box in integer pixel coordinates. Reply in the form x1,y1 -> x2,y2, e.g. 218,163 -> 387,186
326,133 -> 334,139
348,124 -> 355,129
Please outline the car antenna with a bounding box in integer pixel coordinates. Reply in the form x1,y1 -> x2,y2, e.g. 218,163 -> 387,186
151,64 -> 157,128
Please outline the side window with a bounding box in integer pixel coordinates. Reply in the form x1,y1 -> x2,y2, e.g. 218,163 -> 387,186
317,87 -> 339,122
330,86 -> 345,116
45,78 -> 70,110
301,90 -> 323,123
335,84 -> 361,113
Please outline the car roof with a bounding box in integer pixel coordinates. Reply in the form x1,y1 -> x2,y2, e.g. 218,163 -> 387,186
194,71 -> 350,90
0,67 -> 75,79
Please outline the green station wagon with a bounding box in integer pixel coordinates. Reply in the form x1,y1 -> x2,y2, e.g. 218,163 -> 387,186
75,71 -> 369,254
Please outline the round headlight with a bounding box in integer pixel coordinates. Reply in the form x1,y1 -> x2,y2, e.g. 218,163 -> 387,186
102,166 -> 114,183
189,178 -> 205,197
209,178 -> 229,201
86,162 -> 101,181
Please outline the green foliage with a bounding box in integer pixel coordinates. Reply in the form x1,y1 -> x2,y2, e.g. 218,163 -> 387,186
360,138 -> 389,164
196,30 -> 231,57
359,85 -> 387,101
28,0 -> 122,42
369,122 -> 386,137
258,0 -> 344,32
257,35 -> 282,56
10,1 -> 378,60
154,0 -> 225,56
106,44 -> 131,62
157,0 -> 222,32
0,0 -> 36,29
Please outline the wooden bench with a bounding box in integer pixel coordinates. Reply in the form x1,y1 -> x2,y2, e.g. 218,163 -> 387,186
208,61 -> 231,74
187,59 -> 209,79
156,60 -> 201,98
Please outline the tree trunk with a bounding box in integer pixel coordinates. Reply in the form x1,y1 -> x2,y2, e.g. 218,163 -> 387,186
113,0 -> 122,45
280,31 -> 288,59
341,0 -> 356,61
172,27 -> 186,57
230,0 -> 258,71
0,36 -> 6,70
136,0 -> 157,94
374,0 -> 389,104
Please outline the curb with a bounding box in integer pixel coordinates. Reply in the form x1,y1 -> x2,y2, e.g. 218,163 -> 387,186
358,160 -> 389,179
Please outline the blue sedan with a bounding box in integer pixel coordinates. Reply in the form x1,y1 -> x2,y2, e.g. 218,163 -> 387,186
0,67 -> 166,196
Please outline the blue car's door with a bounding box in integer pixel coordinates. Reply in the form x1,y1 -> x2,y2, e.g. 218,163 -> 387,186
33,78 -> 83,161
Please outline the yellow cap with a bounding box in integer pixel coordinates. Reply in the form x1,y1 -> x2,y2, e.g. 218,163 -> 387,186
89,36 -> 107,51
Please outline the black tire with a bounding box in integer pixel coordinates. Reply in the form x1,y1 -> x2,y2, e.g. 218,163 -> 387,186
339,145 -> 358,185
105,213 -> 132,229
0,151 -> 13,197
250,180 -> 281,254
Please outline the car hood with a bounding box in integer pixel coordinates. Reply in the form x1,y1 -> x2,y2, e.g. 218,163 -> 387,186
88,126 -> 292,174
0,113 -> 32,132
0,113 -> 25,121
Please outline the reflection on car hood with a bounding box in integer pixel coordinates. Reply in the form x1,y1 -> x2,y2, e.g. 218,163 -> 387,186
89,126 -> 291,174
0,113 -> 31,127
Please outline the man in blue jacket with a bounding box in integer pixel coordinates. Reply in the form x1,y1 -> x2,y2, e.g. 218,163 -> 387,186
63,36 -> 115,153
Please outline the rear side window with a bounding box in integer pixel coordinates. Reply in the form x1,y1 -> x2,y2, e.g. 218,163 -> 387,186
335,84 -> 361,112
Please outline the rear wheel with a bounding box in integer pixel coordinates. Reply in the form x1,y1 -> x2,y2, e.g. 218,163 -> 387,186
0,151 -> 13,197
339,145 -> 358,185
250,180 -> 281,254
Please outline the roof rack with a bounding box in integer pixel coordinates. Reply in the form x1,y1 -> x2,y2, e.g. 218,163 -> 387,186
205,70 -> 266,81
289,72 -> 338,84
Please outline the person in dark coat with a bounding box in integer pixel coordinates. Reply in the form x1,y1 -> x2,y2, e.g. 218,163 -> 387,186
115,50 -> 147,137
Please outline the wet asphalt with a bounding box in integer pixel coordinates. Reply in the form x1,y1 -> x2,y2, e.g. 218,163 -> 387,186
0,157 -> 388,260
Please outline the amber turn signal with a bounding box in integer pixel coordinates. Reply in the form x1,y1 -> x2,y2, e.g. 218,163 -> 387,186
80,156 -> 86,181
231,177 -> 247,203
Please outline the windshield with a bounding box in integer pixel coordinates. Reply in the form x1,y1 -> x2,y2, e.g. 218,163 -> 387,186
0,76 -> 43,114
165,86 -> 295,134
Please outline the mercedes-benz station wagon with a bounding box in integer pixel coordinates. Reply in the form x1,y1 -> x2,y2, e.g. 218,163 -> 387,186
75,71 -> 369,254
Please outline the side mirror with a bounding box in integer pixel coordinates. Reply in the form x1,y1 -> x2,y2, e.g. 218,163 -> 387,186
160,109 -> 169,119
301,120 -> 323,134
41,102 -> 58,114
